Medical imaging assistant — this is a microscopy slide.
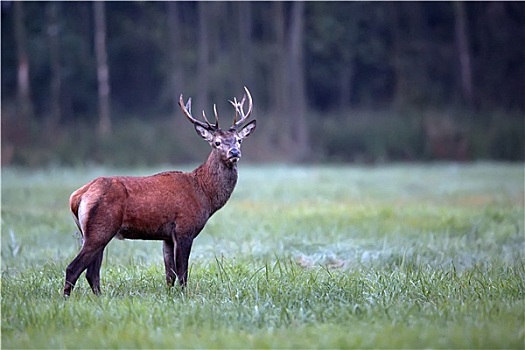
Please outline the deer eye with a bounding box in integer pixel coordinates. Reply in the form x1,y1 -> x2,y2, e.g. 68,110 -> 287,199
214,140 -> 222,147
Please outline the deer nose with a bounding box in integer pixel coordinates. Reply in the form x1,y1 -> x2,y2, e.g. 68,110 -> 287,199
229,148 -> 241,159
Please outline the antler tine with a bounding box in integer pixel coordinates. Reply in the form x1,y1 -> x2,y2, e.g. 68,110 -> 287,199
230,97 -> 239,124
179,94 -> 210,129
244,86 -> 253,115
201,104 -> 220,128
231,86 -> 253,129
213,104 -> 220,128
201,110 -> 213,128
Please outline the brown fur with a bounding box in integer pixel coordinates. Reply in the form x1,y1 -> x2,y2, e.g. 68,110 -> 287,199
64,92 -> 256,296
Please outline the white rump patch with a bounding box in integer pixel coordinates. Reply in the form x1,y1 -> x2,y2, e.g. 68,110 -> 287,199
77,198 -> 90,235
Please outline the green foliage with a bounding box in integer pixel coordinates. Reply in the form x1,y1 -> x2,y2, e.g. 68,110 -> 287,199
2,164 -> 524,348
3,117 -> 205,168
311,109 -> 524,163
467,111 -> 525,161
3,108 -> 523,167
312,110 -> 423,162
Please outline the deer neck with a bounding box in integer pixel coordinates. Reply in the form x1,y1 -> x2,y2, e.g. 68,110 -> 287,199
193,150 -> 238,213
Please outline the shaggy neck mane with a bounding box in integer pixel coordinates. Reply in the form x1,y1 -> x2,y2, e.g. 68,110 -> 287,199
192,149 -> 238,213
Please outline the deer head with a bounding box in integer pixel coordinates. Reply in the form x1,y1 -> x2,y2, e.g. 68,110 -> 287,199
179,87 -> 257,164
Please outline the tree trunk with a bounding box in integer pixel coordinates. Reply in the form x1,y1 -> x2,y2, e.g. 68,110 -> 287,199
390,2 -> 431,108
272,2 -> 289,153
197,2 -> 210,113
93,1 -> 111,138
287,1 -> 309,160
389,3 -> 406,108
167,1 -> 185,117
13,1 -> 33,122
339,64 -> 354,110
237,2 -> 254,89
46,2 -> 61,132
453,1 -> 474,108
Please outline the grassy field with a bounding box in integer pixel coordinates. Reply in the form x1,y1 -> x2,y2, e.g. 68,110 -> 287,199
1,163 -> 524,349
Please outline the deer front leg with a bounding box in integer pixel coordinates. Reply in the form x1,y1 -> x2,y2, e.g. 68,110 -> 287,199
175,236 -> 193,288
163,239 -> 176,287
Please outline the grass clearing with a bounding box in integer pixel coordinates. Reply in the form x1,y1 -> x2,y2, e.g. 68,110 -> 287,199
2,163 -> 524,348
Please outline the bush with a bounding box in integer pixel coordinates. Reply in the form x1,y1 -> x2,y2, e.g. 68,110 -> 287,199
312,109 -> 424,163
2,109 -> 523,167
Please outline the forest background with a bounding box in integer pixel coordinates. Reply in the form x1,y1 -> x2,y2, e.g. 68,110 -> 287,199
1,1 -> 524,167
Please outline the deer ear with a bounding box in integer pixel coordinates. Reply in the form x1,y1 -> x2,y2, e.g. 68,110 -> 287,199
194,124 -> 214,142
238,120 -> 256,139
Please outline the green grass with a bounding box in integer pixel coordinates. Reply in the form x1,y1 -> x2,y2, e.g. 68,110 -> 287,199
2,163 -> 524,349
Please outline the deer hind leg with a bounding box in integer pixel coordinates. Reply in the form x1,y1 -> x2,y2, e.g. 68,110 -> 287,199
86,249 -> 104,295
163,239 -> 176,287
64,243 -> 107,296
64,181 -> 125,296
64,222 -> 118,297
65,218 -> 120,296
175,236 -> 193,288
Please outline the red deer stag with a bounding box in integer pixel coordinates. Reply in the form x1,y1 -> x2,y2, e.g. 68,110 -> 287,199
64,87 -> 256,296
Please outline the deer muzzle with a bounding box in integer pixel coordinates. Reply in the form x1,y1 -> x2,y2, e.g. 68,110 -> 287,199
228,148 -> 241,162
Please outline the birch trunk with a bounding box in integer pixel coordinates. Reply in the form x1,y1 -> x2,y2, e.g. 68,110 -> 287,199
94,1 -> 111,138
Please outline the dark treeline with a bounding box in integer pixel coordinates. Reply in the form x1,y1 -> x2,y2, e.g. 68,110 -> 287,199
2,1 -> 524,166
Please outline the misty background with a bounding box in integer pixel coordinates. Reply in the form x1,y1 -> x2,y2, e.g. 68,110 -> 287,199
2,1 -> 524,167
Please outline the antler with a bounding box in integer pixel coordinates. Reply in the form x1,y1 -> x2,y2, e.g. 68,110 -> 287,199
230,86 -> 253,129
179,94 -> 219,129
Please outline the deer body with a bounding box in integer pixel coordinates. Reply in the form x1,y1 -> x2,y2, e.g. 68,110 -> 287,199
64,88 -> 255,296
